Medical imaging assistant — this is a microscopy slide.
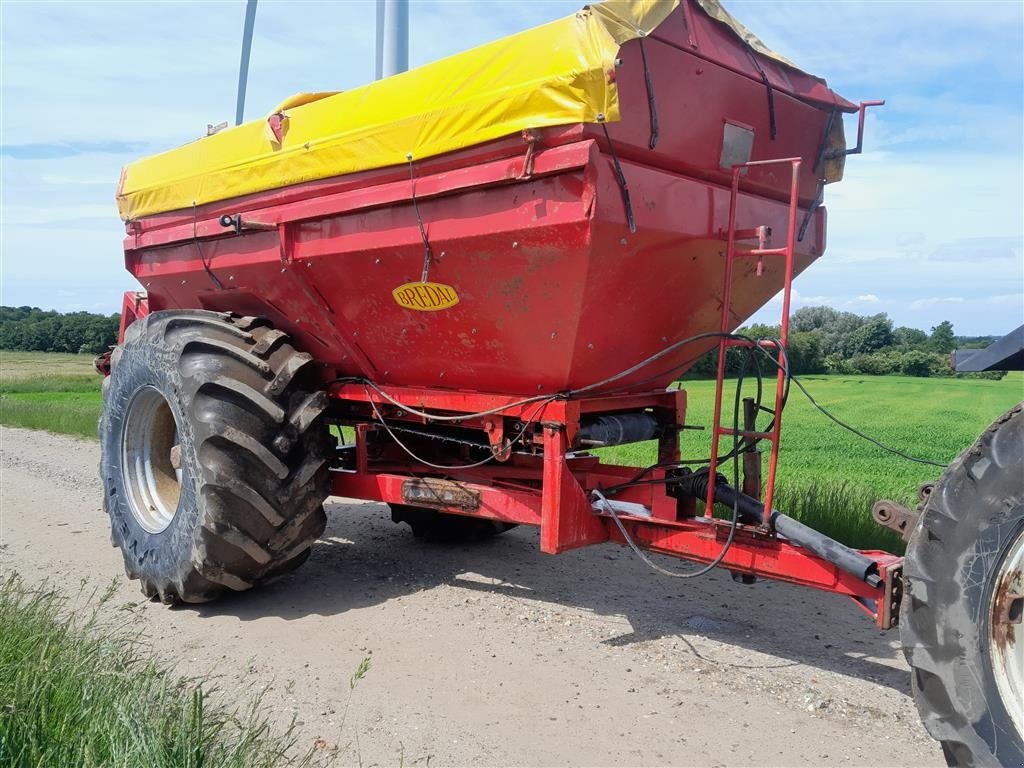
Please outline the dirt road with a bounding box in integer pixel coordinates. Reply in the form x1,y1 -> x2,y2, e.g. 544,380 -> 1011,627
0,425 -> 941,766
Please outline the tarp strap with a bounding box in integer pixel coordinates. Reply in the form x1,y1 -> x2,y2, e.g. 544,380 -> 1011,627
600,121 -> 636,234
193,203 -> 224,290
517,130 -> 539,180
637,37 -> 659,150
812,110 -> 838,176
799,109 -> 841,242
797,181 -> 823,243
406,155 -> 435,283
744,48 -> 777,140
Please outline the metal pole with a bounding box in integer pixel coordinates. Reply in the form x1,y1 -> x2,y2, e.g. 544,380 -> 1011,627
381,0 -> 409,78
235,0 -> 258,125
375,0 -> 385,80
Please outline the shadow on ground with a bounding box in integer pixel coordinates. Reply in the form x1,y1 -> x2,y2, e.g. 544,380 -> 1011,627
191,497 -> 910,695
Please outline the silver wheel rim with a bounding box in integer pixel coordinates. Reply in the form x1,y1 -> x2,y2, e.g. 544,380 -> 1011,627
121,385 -> 183,534
990,526 -> 1024,740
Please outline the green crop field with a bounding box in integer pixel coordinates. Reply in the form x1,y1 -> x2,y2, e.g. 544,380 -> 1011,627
1,351 -> 104,439
599,373 -> 1023,550
602,374 -> 1024,500
2,350 -> 1021,551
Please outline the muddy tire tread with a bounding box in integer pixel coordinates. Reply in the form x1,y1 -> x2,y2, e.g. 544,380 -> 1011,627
100,310 -> 332,604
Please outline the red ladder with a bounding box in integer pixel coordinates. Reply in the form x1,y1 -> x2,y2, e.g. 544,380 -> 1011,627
706,157 -> 802,521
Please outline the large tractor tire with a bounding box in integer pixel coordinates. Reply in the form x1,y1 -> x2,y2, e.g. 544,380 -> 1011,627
901,404 -> 1023,767
99,310 -> 334,604
390,504 -> 517,543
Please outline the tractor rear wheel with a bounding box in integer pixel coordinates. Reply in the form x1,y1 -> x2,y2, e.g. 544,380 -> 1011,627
390,505 -> 517,543
901,404 -> 1023,767
99,310 -> 333,604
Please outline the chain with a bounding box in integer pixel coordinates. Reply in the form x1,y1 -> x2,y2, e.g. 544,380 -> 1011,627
382,421 -> 496,451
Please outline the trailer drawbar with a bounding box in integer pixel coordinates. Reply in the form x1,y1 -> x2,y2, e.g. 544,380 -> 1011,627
666,469 -> 882,587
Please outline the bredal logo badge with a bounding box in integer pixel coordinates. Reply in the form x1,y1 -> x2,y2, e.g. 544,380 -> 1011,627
392,282 -> 460,311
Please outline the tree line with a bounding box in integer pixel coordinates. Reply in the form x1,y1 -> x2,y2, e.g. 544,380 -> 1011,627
689,306 -> 1002,379
0,306 -> 120,355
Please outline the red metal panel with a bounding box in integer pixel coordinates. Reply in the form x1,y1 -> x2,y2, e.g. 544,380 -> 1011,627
539,425 -> 609,554
329,458 -> 897,605
602,517 -> 898,602
593,35 -> 836,205
123,141 -> 594,251
332,460 -> 898,607
650,3 -> 856,112
334,472 -> 542,527
122,7 -> 840,397
116,291 -> 149,343
129,147 -> 823,394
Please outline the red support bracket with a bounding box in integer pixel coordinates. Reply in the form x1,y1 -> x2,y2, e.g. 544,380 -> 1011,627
539,425 -> 608,554
825,99 -> 886,160
117,290 -> 149,344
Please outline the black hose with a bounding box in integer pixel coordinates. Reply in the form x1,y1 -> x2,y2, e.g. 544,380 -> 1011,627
673,470 -> 881,587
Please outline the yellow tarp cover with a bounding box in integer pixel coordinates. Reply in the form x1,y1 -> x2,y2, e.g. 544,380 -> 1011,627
117,0 -> 794,221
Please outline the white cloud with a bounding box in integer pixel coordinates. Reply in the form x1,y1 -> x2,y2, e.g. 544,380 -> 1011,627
909,294 -> 1022,310
909,296 -> 966,309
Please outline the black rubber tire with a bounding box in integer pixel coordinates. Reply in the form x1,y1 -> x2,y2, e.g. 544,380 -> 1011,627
99,310 -> 334,604
390,504 -> 517,543
901,403 -> 1024,767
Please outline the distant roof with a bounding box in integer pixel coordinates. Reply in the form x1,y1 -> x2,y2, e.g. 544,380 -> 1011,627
953,324 -> 1024,372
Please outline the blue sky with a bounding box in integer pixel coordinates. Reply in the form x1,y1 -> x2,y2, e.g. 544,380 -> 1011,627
1,0 -> 1021,336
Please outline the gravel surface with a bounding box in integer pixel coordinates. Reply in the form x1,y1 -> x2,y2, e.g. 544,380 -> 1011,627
0,425 -> 942,766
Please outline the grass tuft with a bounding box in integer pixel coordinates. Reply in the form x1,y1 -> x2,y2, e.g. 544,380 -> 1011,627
0,573 -> 315,768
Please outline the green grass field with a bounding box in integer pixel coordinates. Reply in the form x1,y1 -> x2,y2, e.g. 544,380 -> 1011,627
599,373 -> 1022,550
2,350 -> 1021,551
602,374 -> 1024,499
0,350 -> 103,439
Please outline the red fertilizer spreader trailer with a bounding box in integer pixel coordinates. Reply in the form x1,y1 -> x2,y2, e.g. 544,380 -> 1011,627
98,2 -> 1023,764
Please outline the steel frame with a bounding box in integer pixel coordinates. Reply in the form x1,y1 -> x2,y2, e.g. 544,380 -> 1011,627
328,383 -> 902,629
